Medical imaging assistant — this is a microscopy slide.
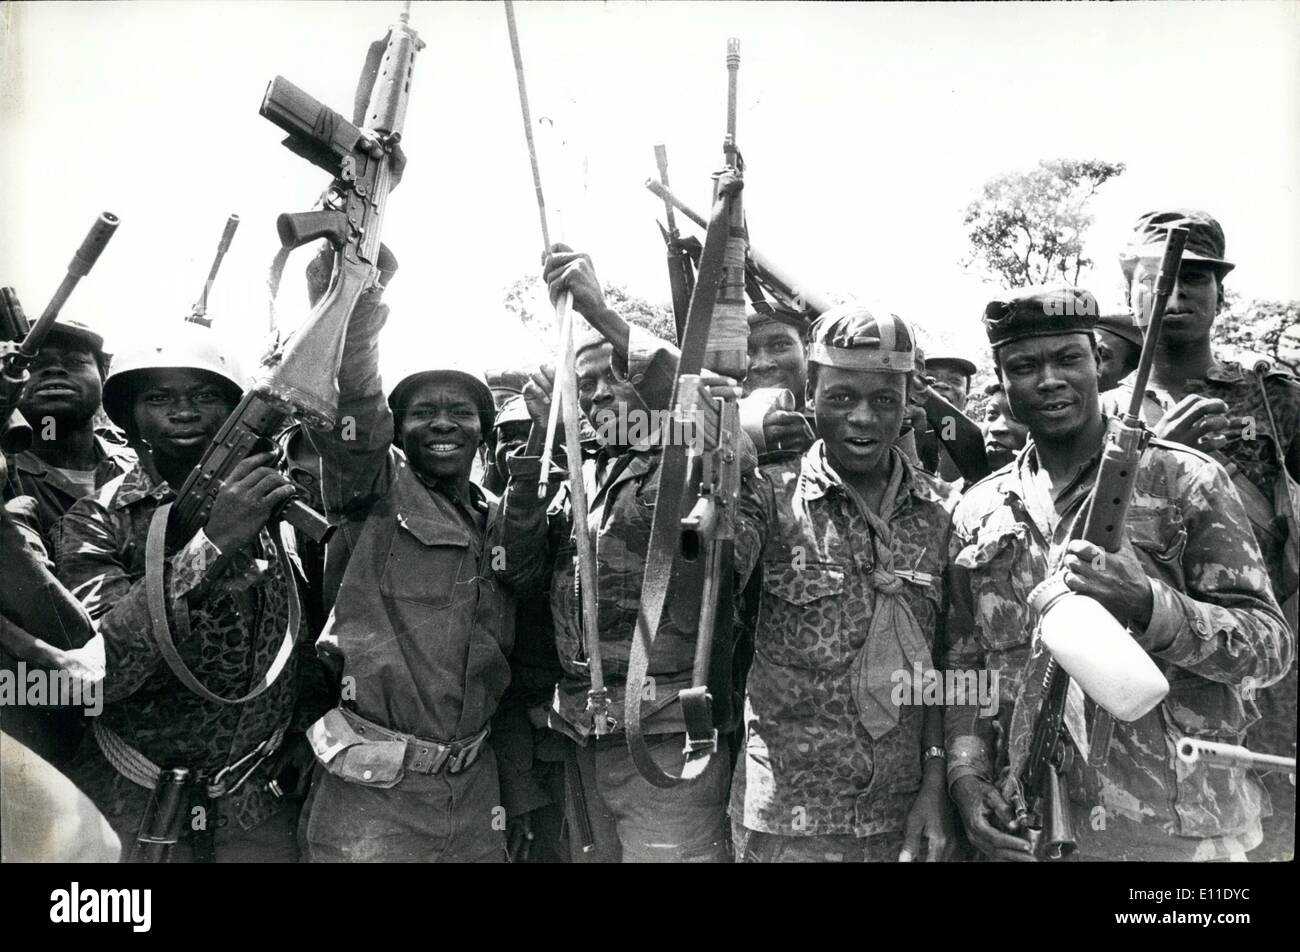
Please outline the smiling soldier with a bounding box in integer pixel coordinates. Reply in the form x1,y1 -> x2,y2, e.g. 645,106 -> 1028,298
298,285 -> 515,863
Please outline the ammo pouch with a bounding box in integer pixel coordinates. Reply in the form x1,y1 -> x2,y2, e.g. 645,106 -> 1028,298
306,708 -> 407,789
306,707 -> 491,788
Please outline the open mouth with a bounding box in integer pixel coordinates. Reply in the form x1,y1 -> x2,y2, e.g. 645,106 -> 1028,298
1039,400 -> 1073,416
424,441 -> 463,455
843,436 -> 879,451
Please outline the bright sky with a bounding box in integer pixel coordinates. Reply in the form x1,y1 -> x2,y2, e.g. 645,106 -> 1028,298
3,0 -> 1298,384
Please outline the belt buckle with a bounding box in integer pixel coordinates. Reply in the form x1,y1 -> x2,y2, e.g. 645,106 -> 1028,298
447,736 -> 480,775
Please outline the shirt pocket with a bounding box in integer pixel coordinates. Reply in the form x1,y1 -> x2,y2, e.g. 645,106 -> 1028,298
757,562 -> 849,670
380,511 -> 473,607
1127,504 -> 1187,588
954,526 -> 1034,651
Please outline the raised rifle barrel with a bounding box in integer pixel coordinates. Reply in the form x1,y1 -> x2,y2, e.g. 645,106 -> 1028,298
22,212 -> 119,355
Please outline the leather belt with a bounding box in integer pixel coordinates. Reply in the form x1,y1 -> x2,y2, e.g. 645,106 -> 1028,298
339,707 -> 490,776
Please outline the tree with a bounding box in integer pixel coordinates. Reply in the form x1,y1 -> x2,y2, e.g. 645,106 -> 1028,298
1211,290 -> 1300,375
963,159 -> 1126,288
501,275 -> 676,345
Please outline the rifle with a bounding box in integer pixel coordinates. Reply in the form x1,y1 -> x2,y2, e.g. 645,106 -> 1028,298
653,145 -> 697,345
1177,737 -> 1296,774
164,4 -> 423,551
186,214 -> 240,327
644,178 -> 835,319
624,39 -> 749,788
1,214 -> 119,455
1013,226 -> 1189,860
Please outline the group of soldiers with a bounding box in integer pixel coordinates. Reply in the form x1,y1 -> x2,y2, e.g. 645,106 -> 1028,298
0,204 -> 1295,864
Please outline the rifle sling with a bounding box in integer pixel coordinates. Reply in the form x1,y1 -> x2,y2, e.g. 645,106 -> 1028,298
145,503 -> 299,707
624,188 -> 734,789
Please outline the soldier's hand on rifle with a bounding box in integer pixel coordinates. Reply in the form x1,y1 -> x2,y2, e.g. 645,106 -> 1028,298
950,775 -> 1035,862
204,452 -> 298,554
1153,395 -> 1233,452
763,409 -> 814,455
543,245 -> 607,319
1061,538 -> 1155,630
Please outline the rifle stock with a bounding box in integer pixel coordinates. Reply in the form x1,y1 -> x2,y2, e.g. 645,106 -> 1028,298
169,7 -> 423,550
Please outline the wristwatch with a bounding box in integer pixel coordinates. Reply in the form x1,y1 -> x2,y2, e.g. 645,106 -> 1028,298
923,745 -> 947,764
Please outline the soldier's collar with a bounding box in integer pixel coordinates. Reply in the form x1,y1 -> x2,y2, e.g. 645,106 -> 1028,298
13,432 -> 130,478
1204,360 -> 1244,384
111,461 -> 175,510
799,442 -> 931,507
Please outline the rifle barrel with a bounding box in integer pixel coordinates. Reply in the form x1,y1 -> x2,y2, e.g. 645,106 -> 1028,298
19,212 -> 119,359
1126,227 -> 1188,420
644,179 -> 835,316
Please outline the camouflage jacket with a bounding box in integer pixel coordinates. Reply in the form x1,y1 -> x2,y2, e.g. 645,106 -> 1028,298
943,431 -> 1293,860
497,325 -> 753,741
1106,359 -> 1300,765
501,445 -> 701,741
56,460 -> 299,830
730,443 -> 955,837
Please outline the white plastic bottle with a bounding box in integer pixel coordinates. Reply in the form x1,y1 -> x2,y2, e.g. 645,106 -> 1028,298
1028,574 -> 1169,722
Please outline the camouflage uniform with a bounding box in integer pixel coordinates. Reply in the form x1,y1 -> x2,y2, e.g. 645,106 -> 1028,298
730,442 -> 954,856
1110,209 -> 1299,861
946,285 -> 1293,862
498,325 -> 734,862
56,461 -> 302,861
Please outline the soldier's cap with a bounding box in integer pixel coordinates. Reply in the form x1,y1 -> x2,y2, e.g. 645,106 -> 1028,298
807,305 -> 915,373
747,305 -> 809,338
485,368 -> 529,396
46,319 -> 106,358
387,368 -> 495,440
923,355 -> 977,379
493,394 -> 531,430
983,285 -> 1099,349
1119,209 -> 1234,279
1094,309 -> 1144,350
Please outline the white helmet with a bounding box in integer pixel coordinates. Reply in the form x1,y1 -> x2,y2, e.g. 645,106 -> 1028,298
101,321 -> 245,429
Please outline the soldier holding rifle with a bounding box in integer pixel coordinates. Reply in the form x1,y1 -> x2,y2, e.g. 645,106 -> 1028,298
1108,210 -> 1300,861
499,248 -> 740,862
943,285 -> 1291,861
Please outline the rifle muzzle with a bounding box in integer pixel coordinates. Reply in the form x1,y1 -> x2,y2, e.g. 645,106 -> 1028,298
1039,766 -> 1077,860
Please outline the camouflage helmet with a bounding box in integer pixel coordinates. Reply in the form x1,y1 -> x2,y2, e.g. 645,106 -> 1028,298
101,321 -> 244,429
807,305 -> 916,374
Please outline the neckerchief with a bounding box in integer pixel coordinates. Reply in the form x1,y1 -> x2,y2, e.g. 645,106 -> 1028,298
841,452 -> 934,740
